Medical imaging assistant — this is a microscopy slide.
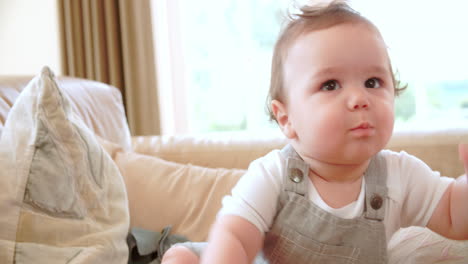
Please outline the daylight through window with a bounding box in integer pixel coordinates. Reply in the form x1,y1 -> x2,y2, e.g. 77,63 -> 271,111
152,0 -> 468,135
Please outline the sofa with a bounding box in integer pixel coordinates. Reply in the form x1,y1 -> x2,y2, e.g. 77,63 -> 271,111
1,73 -> 467,263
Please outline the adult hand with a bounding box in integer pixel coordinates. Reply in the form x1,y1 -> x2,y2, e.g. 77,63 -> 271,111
459,143 -> 468,181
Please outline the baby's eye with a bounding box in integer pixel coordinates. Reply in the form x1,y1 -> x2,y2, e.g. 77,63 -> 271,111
320,80 -> 341,91
365,78 -> 381,88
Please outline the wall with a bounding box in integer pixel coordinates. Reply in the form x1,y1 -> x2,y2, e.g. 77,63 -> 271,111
0,0 -> 61,75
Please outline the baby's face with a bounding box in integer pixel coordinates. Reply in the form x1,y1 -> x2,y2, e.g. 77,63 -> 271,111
281,22 -> 395,165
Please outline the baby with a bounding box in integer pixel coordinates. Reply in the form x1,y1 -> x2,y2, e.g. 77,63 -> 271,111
163,1 -> 468,263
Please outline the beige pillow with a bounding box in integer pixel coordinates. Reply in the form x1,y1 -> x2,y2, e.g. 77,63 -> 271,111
0,67 -> 129,263
113,148 -> 245,242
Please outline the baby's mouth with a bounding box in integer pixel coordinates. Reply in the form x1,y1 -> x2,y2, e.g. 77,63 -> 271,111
350,122 -> 372,130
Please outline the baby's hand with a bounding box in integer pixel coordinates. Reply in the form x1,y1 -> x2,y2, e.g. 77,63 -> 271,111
459,143 -> 468,181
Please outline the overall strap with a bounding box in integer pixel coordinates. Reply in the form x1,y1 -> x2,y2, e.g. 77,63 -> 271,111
363,152 -> 388,221
280,145 -> 309,196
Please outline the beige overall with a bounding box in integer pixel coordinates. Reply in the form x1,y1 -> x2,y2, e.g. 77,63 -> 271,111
262,145 -> 388,263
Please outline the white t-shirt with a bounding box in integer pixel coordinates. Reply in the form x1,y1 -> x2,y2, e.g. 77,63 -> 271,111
219,149 -> 454,241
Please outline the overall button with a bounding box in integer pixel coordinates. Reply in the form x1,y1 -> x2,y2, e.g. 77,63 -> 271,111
289,168 -> 303,183
370,194 -> 383,210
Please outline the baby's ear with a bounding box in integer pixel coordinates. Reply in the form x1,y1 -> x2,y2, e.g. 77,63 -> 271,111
271,100 -> 296,139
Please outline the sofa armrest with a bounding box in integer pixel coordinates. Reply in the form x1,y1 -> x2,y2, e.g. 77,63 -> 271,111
131,134 -> 288,170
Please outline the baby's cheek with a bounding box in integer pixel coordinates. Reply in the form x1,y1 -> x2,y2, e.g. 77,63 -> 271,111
376,102 -> 394,143
381,101 -> 395,123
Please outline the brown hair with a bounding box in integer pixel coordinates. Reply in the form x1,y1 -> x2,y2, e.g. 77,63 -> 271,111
267,0 -> 407,122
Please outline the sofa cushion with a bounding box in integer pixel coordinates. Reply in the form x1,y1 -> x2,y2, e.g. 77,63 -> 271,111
0,67 -> 130,263
131,133 -> 288,170
111,142 -> 245,242
0,75 -> 131,150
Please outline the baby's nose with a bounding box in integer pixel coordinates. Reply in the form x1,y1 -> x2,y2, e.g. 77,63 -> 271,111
353,102 -> 368,109
347,89 -> 370,110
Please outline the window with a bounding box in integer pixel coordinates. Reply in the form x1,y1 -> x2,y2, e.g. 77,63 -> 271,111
151,0 -> 468,135
0,0 -> 61,75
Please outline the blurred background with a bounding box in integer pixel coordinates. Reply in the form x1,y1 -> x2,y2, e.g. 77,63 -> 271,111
1,0 -> 467,135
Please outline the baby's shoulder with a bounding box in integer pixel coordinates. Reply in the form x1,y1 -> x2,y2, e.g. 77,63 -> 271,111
250,148 -> 286,169
379,149 -> 428,171
237,149 -> 286,197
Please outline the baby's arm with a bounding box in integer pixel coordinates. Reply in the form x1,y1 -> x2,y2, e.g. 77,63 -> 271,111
201,215 -> 263,264
427,144 -> 468,240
